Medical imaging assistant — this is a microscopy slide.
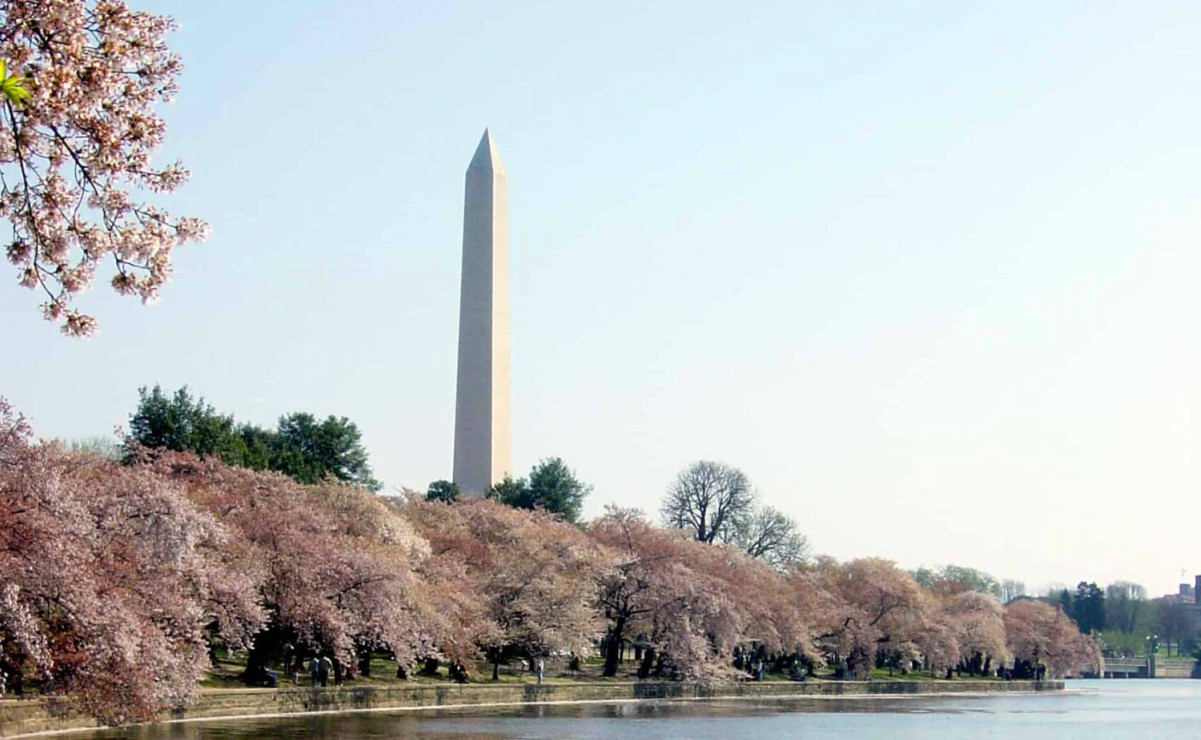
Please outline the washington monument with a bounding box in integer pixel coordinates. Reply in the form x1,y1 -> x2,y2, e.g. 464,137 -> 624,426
453,130 -> 511,496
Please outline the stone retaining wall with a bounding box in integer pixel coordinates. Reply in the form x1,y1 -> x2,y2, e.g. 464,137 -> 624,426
0,679 -> 1064,737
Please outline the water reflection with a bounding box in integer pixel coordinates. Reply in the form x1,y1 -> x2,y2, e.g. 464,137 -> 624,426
71,681 -> 1201,740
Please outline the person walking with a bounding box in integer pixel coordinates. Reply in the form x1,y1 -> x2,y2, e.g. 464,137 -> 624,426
536,657 -> 544,685
320,655 -> 333,687
308,656 -> 320,688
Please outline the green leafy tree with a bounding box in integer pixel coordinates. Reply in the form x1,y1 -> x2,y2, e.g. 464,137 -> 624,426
486,474 -> 529,504
1056,587 -> 1074,620
525,457 -> 590,523
486,458 -> 590,522
913,564 -> 1002,599
1104,581 -> 1147,634
1154,599 -> 1196,657
127,386 -> 380,490
1071,581 -> 1106,634
236,423 -> 276,472
426,480 -> 460,503
273,412 -> 380,491
127,385 -> 247,465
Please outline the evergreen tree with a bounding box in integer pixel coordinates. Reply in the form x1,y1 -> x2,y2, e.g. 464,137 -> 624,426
127,385 -> 246,465
1071,581 -> 1106,634
487,458 -> 590,522
525,457 -> 590,523
426,480 -> 461,503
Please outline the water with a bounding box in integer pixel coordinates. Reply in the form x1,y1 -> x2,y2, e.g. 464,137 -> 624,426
77,680 -> 1201,739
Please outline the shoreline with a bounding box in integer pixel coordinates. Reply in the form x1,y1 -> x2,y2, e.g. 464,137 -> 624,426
0,679 -> 1064,738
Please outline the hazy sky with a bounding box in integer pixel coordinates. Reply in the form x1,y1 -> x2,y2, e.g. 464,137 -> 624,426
3,1 -> 1200,597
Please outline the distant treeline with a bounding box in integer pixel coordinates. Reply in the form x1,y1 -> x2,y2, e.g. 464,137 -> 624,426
126,384 -> 380,489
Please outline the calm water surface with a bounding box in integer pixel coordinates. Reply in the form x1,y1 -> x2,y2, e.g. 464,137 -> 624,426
84,680 -> 1201,739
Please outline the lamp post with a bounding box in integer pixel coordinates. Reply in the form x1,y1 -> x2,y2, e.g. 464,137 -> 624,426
1145,634 -> 1159,678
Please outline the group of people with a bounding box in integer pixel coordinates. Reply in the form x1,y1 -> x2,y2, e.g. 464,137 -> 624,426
732,646 -> 768,680
281,643 -> 350,687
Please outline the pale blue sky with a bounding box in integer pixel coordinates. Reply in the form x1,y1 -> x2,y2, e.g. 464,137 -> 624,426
3,1 -> 1201,596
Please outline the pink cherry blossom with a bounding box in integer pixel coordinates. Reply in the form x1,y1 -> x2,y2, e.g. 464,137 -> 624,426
0,1 -> 207,335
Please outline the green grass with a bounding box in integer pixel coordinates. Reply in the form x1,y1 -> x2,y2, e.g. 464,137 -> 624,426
202,650 -> 647,691
204,650 -> 1007,691
199,653 -> 255,689
867,667 -> 1001,681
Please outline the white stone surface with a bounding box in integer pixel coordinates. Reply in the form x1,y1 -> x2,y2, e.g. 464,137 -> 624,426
453,130 -> 511,496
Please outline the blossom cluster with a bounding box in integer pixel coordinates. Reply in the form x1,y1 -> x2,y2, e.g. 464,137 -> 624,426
0,0 -> 207,335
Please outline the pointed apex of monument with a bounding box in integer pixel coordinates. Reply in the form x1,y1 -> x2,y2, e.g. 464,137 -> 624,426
468,129 -> 505,175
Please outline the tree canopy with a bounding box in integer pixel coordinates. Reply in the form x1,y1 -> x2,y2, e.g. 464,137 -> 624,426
913,564 -> 1002,600
1071,581 -> 1106,635
661,460 -> 754,544
127,385 -> 244,464
271,412 -> 379,489
487,458 -> 590,522
426,480 -> 461,503
661,461 -> 809,570
127,385 -> 380,490
727,505 -> 810,570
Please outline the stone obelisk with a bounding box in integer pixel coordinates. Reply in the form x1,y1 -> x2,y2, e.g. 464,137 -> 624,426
453,130 -> 511,496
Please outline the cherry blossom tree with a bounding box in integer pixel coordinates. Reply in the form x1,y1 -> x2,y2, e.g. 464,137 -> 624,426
913,604 -> 959,676
1,393 -> 1119,724
0,402 -> 262,724
945,591 -> 1009,672
0,0 -> 207,335
0,396 -> 30,463
589,507 -> 798,680
917,590 -> 1009,676
150,452 -> 433,678
405,497 -> 603,679
683,528 -> 818,673
1003,599 -> 1100,678
814,557 -> 929,675
789,564 -> 875,668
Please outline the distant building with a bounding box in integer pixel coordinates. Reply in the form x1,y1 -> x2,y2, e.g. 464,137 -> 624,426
1159,575 -> 1201,605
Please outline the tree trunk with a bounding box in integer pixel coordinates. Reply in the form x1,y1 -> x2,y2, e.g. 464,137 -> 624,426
637,647 -> 656,679
603,619 -> 626,678
241,626 -> 280,686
